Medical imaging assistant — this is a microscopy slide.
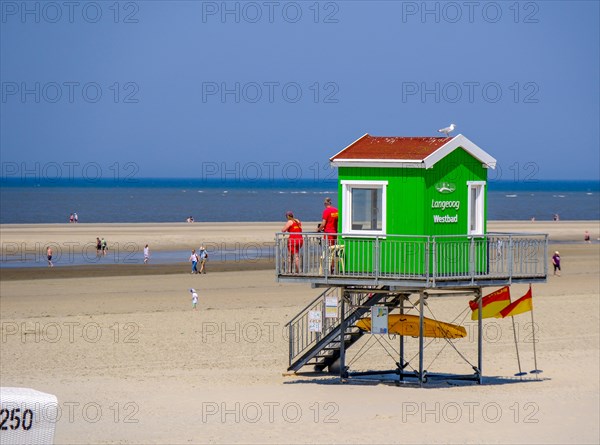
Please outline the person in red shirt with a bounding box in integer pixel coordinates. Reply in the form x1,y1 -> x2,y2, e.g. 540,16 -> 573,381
318,197 -> 339,274
282,211 -> 303,273
318,197 -> 339,245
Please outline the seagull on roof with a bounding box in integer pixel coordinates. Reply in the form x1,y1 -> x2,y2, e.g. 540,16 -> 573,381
438,124 -> 456,137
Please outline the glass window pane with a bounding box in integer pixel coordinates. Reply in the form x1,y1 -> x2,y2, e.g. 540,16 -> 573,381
470,187 -> 477,231
351,187 -> 382,231
469,184 -> 484,234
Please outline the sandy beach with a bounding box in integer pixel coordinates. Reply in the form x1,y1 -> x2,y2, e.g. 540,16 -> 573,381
1,221 -> 599,444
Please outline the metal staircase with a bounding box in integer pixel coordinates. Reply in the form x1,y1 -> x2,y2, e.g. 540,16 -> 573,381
286,286 -> 406,373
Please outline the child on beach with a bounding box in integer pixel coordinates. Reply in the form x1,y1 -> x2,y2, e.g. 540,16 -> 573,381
144,244 -> 150,264
190,288 -> 199,310
552,251 -> 561,276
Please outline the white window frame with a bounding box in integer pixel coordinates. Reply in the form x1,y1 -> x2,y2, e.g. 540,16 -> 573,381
467,181 -> 486,236
341,180 -> 388,236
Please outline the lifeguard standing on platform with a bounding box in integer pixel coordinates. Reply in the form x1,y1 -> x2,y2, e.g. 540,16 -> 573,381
319,197 -> 339,274
283,211 -> 303,274
319,197 -> 339,244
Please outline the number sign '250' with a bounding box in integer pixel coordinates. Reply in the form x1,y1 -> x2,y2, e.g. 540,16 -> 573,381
1,408 -> 34,431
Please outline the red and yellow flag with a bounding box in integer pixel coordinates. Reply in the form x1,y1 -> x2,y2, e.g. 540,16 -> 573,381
500,286 -> 533,318
469,286 -> 511,320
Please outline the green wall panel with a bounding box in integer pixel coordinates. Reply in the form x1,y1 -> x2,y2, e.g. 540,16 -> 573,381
337,147 -> 490,275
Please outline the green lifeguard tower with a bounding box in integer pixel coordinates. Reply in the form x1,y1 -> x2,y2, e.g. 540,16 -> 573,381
276,133 -> 548,385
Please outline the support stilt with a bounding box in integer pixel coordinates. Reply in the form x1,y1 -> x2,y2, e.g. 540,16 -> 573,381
419,292 -> 425,387
399,295 -> 405,382
477,287 -> 483,384
339,289 -> 346,383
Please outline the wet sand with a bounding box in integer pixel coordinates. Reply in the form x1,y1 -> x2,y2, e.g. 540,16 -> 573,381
0,259 -> 274,281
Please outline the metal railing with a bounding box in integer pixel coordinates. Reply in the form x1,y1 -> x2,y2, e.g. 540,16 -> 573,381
275,232 -> 548,285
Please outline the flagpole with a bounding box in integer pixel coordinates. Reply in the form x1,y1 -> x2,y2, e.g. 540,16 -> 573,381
528,285 -> 542,378
530,307 -> 542,378
511,316 -> 526,377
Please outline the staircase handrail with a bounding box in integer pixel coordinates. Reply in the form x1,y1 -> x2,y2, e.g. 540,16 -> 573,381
285,287 -> 332,328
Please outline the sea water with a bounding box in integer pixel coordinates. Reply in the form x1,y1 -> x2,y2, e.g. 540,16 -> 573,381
1,179 -> 598,224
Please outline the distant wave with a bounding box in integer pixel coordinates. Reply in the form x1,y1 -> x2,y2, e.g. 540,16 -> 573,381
277,190 -> 336,195
505,194 -> 518,198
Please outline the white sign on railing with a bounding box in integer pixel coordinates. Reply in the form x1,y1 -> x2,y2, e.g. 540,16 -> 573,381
325,296 -> 338,318
308,310 -> 322,333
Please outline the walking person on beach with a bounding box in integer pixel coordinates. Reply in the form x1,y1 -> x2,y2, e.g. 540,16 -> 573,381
190,288 -> 199,310
46,246 -> 53,267
552,251 -> 561,276
283,211 -> 303,274
101,238 -> 108,256
144,244 -> 150,264
74,212 -> 78,223
584,231 -> 591,244
198,246 -> 208,274
189,249 -> 199,274
96,238 -> 102,257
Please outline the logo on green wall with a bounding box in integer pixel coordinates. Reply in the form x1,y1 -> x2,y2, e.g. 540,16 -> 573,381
435,182 -> 456,194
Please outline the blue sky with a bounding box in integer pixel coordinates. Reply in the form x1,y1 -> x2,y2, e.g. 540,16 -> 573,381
1,0 -> 599,181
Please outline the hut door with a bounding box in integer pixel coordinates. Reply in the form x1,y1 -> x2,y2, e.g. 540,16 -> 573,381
467,181 -> 485,235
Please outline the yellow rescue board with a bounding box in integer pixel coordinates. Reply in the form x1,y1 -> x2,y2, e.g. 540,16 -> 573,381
355,314 -> 467,339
